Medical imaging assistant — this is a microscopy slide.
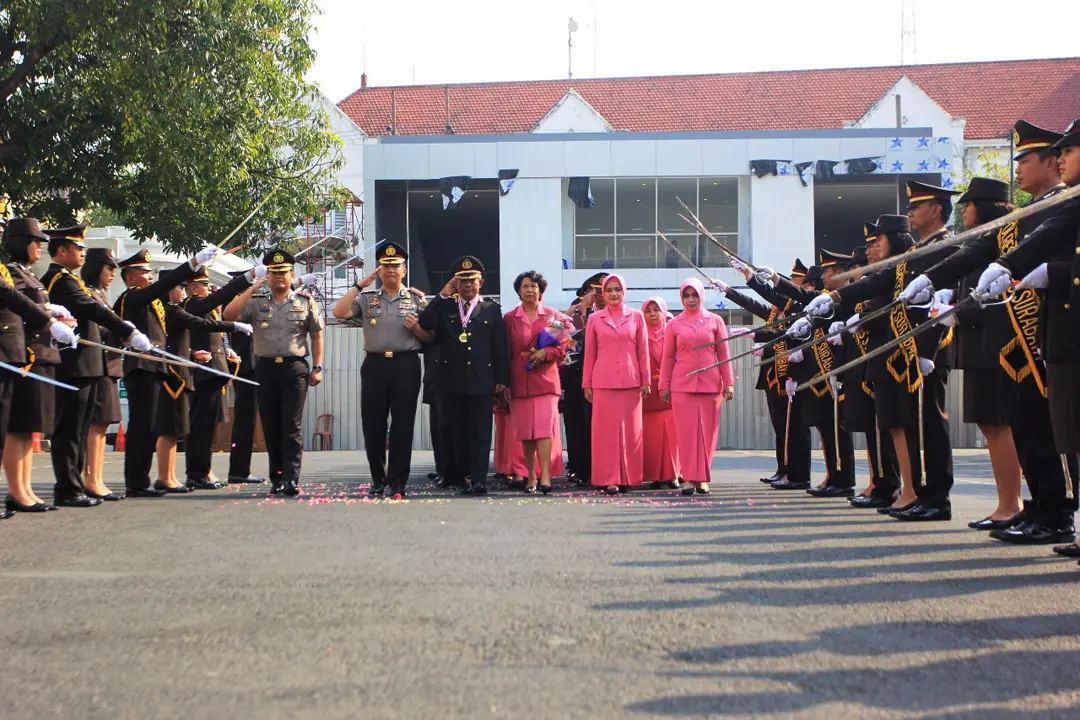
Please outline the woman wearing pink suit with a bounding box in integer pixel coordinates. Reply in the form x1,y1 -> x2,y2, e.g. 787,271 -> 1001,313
504,271 -> 568,494
582,274 -> 650,495
659,278 -> 736,495
642,297 -> 681,489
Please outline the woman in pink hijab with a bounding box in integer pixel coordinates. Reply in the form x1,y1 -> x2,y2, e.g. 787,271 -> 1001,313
582,274 -> 650,494
642,297 -> 681,489
659,278 -> 736,495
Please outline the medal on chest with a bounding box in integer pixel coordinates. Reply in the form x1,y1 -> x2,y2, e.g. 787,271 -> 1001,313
457,297 -> 479,343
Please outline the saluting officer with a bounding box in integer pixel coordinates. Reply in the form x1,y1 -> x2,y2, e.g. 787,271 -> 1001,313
224,249 -> 324,496
332,241 -> 429,499
419,255 -> 509,496
114,246 -> 219,497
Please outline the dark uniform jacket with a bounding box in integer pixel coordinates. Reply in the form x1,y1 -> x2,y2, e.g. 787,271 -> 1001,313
113,262 -> 195,376
8,263 -> 60,367
721,285 -> 785,392
0,267 -> 52,365
183,274 -> 251,382
419,294 -> 508,396
89,288 -> 125,379
42,263 -> 132,380
163,301 -> 236,398
999,195 -> 1080,363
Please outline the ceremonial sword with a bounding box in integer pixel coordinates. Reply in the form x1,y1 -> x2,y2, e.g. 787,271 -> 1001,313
150,347 -> 260,387
754,299 -> 903,369
0,360 -> 79,391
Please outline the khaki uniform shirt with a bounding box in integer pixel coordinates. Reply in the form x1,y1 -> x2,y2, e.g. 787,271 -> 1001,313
240,289 -> 324,359
352,287 -> 426,353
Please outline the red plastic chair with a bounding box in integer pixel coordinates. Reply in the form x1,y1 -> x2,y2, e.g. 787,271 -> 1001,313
312,413 -> 334,451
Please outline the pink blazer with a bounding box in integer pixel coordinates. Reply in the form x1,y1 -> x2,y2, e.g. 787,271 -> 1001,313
659,311 -> 735,394
504,303 -> 566,399
642,331 -> 672,412
582,307 -> 649,390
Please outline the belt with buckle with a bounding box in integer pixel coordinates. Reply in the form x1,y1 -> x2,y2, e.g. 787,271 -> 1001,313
260,355 -> 304,364
367,350 -> 417,359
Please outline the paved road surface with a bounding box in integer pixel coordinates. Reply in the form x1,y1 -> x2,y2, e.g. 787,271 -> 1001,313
2,449 -> 1078,719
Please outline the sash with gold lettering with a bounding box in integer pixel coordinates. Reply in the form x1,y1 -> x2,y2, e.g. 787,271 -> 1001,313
996,220 -> 1047,396
852,302 -> 875,398
886,260 -> 922,392
809,326 -> 833,398
763,300 -> 793,391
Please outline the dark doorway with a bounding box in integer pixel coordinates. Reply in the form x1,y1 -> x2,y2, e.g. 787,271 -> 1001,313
813,174 -> 941,258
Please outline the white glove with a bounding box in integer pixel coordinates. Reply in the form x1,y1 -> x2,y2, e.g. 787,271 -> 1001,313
297,273 -> 319,286
750,343 -> 764,357
753,266 -> 777,287
46,303 -> 73,319
784,377 -> 798,396
227,349 -> 241,362
833,380 -> 843,393
844,313 -> 860,333
975,262 -> 1013,300
49,321 -> 79,348
710,278 -> 729,293
252,265 -> 269,280
805,294 -> 834,318
729,258 -> 748,274
934,289 -> 955,305
899,274 -> 934,305
128,330 -> 153,353
787,317 -> 812,338
827,321 -> 845,346
918,357 -> 935,376
233,322 -> 254,336
1015,263 -> 1049,291
788,349 -> 805,363
195,247 -> 221,266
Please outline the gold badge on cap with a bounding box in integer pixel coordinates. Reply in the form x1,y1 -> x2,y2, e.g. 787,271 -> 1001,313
905,185 -> 912,198
1012,128 -> 1021,146
462,259 -> 473,270
141,250 -> 150,261
385,246 -> 396,256
273,253 -> 284,263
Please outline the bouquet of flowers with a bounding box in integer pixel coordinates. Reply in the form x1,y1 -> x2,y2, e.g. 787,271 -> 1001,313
526,312 -> 577,371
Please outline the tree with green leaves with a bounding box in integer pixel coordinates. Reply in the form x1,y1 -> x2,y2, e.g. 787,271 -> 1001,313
1,1 -> 346,254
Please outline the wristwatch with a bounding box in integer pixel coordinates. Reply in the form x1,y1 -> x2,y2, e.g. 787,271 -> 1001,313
353,282 -> 364,292
312,365 -> 323,372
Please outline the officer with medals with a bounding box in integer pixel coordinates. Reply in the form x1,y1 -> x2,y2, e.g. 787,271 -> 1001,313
331,241 -> 429,499
418,255 -> 509,496
224,249 -> 324,496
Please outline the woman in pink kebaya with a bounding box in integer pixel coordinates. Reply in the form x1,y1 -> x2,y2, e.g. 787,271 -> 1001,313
642,297 -> 681,489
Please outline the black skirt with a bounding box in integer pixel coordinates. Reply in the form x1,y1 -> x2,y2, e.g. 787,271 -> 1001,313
155,385 -> 190,437
962,369 -> 1009,426
8,364 -> 56,434
1046,362 -> 1080,454
874,378 -> 920,431
89,376 -> 122,426
841,381 -> 877,433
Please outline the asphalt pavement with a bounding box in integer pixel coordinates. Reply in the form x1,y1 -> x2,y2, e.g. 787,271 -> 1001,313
2,449 -> 1079,719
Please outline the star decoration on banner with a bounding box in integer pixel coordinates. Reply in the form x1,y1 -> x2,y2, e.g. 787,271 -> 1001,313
917,137 -> 930,149
917,160 -> 930,171
778,164 -> 790,175
937,137 -> 950,145
938,158 -> 950,170
942,177 -> 954,189
890,138 -> 904,150
892,160 -> 904,172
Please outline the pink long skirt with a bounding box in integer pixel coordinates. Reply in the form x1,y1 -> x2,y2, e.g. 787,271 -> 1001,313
643,409 -> 680,483
495,406 -> 565,478
511,395 -> 559,441
591,388 -> 643,487
671,392 -> 722,483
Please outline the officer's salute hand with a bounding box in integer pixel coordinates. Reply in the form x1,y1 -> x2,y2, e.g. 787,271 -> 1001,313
440,277 -> 459,298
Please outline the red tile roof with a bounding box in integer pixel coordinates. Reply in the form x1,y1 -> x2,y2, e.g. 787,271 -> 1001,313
338,58 -> 1080,141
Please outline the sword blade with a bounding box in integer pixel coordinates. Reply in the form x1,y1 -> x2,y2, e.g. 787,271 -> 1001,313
756,299 -> 901,369
0,360 -> 79,391
151,347 -> 260,387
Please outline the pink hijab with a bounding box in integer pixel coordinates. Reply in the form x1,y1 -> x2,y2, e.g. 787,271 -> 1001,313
602,273 -> 627,315
680,277 -> 707,314
643,296 -> 672,340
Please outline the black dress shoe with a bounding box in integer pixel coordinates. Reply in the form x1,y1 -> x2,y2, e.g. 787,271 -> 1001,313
771,479 -> 811,490
968,512 -> 1024,531
0,509 -> 12,519
894,504 -> 952,522
435,477 -> 462,489
760,471 -> 783,483
186,477 -> 224,491
126,487 -> 168,498
5,495 -> 52,513
1052,543 -> 1080,558
880,501 -> 917,515
850,495 -> 894,509
269,483 -> 284,496
54,494 -> 103,508
153,482 -> 194,494
991,523 -> 1076,544
282,481 -> 300,497
86,490 -> 124,501
807,485 -> 856,498
227,474 -> 266,484
493,473 -> 508,481
459,485 -> 488,496
426,472 -> 439,481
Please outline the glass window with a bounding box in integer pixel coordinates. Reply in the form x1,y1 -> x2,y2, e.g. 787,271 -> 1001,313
657,178 -> 698,232
575,235 -> 614,269
700,234 -> 735,268
334,264 -> 347,279
575,179 -> 614,234
616,236 -> 656,269
616,179 -> 655,234
699,178 -> 739,233
656,234 -> 698,269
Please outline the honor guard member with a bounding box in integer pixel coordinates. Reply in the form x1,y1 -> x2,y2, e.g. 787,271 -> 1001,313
331,241 -> 429,500
114,245 -> 219,497
0,219 -> 79,518
225,267 -> 269,485
182,265 -> 256,489
224,249 -> 324,496
419,255 -> 509,496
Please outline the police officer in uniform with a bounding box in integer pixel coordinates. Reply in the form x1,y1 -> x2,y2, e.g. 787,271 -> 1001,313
225,268 -> 267,485
182,265 -> 256,489
224,249 -> 324,496
331,242 -> 429,499
562,272 -> 607,484
418,255 -> 509,496
114,246 -> 218,497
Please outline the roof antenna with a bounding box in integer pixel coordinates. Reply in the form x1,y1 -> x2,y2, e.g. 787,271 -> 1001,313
568,17 -> 578,80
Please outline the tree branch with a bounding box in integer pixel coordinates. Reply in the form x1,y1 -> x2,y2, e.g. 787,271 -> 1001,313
0,40 -> 55,103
